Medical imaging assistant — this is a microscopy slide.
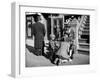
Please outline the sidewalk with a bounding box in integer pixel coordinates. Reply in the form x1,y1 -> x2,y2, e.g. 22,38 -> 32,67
25,38 -> 89,67
25,48 -> 89,67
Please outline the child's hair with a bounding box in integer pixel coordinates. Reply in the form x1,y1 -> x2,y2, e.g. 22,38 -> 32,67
50,35 -> 55,40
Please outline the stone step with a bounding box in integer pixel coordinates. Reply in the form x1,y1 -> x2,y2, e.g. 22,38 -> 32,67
81,35 -> 89,40
79,38 -> 87,40
79,30 -> 89,35
78,50 -> 90,55
79,32 -> 89,36
85,19 -> 89,22
86,21 -> 89,23
77,48 -> 89,52
81,32 -> 89,35
79,43 -> 89,49
79,44 -> 89,49
82,29 -> 89,32
79,43 -> 89,46
78,38 -> 87,43
82,30 -> 89,34
84,24 -> 89,26
83,26 -> 89,29
80,25 -> 89,29
83,22 -> 89,25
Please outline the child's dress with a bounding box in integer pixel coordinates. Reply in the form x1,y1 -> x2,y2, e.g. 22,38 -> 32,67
56,41 -> 70,59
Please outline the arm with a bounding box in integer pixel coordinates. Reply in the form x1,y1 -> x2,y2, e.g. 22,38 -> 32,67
43,24 -> 46,36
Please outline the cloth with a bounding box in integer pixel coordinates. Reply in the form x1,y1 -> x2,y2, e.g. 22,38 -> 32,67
32,22 -> 45,55
56,42 -> 70,59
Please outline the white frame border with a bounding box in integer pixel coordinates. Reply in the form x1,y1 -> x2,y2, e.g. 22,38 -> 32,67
11,2 -> 97,78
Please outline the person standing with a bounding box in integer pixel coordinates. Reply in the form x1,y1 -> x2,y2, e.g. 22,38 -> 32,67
32,14 -> 46,56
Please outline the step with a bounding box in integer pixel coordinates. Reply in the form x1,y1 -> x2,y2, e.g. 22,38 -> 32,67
83,22 -> 89,25
85,19 -> 89,22
81,35 -> 89,39
79,43 -> 89,46
83,28 -> 89,31
79,38 -> 87,40
83,25 -> 89,28
79,44 -> 89,49
80,25 -> 89,29
79,31 -> 89,35
77,48 -> 89,52
78,49 -> 90,55
78,38 -> 87,43
84,24 -> 89,26
86,21 -> 89,23
82,30 -> 89,34
81,32 -> 89,35
82,29 -> 89,32
79,43 -> 89,49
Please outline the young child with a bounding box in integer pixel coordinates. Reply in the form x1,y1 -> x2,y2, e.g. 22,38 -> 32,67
49,35 -> 60,64
53,33 -> 71,65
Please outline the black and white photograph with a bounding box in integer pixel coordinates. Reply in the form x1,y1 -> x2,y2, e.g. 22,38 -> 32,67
25,12 -> 90,67
10,1 -> 98,78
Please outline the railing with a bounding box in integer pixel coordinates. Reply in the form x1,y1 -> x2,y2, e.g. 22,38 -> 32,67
76,16 -> 86,50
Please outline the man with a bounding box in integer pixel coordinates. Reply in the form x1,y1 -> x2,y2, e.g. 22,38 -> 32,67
32,14 -> 46,56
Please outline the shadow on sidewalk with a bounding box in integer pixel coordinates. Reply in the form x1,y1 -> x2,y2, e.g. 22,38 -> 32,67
26,44 -> 52,60
26,44 -> 38,56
